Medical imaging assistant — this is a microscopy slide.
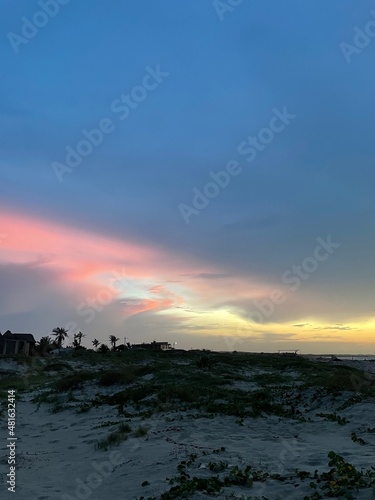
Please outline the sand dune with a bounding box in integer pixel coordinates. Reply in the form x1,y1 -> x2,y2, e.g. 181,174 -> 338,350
1,351 -> 374,499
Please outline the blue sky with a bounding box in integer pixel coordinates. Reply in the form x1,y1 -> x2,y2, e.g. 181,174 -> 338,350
1,0 -> 375,353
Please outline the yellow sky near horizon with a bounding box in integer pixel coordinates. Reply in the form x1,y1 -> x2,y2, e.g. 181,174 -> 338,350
1,210 -> 374,354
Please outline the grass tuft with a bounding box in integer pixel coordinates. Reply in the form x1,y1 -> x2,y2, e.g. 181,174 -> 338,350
95,422 -> 132,451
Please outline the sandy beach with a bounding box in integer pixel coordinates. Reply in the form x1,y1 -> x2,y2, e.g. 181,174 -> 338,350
1,351 -> 375,500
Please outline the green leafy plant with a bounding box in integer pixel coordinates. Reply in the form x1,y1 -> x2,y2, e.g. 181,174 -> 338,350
316,413 -> 348,425
304,451 -> 375,499
351,432 -> 367,445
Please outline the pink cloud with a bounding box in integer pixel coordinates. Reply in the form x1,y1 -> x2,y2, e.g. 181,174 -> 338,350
0,210 -> 277,328
0,210 -> 217,318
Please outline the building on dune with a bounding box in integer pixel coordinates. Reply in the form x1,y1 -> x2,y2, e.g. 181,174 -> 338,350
131,340 -> 172,351
0,330 -> 36,355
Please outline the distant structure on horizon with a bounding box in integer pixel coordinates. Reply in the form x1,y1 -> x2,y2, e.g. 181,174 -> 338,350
0,330 -> 36,355
277,349 -> 299,356
131,340 -> 172,351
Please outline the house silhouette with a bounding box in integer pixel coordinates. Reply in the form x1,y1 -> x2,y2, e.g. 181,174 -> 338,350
0,330 -> 36,355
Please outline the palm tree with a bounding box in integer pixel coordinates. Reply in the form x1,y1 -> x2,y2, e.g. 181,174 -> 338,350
72,335 -> 79,349
92,339 -> 100,350
76,331 -> 86,346
37,336 -> 53,355
109,335 -> 119,351
52,327 -> 69,354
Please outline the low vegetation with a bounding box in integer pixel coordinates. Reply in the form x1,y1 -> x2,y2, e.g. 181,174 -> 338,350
95,422 -> 132,451
1,350 -> 375,497
316,413 -> 349,425
1,350 -> 374,416
137,450 -> 375,499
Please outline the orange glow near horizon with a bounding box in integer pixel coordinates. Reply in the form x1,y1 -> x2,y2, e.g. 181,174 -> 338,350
0,209 -> 374,351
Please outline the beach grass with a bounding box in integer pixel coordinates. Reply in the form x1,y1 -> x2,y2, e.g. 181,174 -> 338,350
1,350 -> 375,498
95,422 -> 132,451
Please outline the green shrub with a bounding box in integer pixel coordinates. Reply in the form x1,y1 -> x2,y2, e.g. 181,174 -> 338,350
134,425 -> 148,437
196,356 -> 214,369
43,362 -> 73,372
54,371 -> 96,391
98,370 -> 135,386
252,372 -> 289,385
316,413 -> 349,425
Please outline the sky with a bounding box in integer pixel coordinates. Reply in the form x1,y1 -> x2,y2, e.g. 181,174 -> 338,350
1,0 -> 375,354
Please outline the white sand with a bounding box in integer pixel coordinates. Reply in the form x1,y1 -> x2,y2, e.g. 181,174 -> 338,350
0,357 -> 374,499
